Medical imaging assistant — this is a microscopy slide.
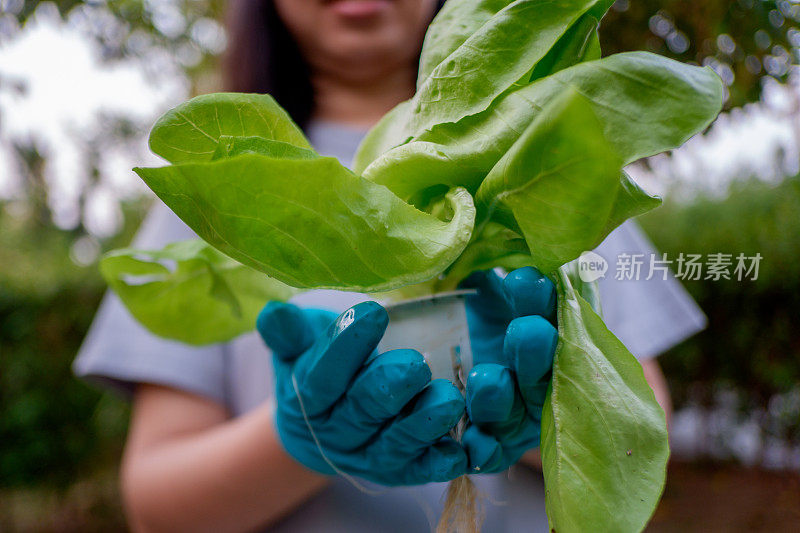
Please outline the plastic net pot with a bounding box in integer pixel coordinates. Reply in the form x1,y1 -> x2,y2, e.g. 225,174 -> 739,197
378,290 -> 477,390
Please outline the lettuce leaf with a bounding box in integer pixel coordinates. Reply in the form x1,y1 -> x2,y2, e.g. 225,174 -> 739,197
407,0 -> 612,135
353,0 -> 615,172
101,240 -> 296,344
134,153 -> 475,292
148,92 -> 311,164
476,89 -> 624,274
541,267 -> 670,532
364,52 -> 722,202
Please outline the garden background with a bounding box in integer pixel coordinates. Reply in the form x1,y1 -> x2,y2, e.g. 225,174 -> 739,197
1,1 -> 799,530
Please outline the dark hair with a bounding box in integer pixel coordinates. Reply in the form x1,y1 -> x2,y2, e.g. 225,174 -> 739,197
223,1 -> 314,127
222,0 -> 446,129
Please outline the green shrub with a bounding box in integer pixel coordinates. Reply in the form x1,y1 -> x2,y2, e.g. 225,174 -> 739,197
639,175 -> 800,408
0,207 -> 140,489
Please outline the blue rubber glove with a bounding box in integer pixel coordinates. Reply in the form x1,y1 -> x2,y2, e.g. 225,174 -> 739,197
459,267 -> 559,473
256,301 -> 468,486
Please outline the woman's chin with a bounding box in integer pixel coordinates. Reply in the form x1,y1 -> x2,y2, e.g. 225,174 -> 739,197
321,27 -> 411,65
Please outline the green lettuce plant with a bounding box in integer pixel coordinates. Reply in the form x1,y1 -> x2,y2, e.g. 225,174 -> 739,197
101,1 -> 723,530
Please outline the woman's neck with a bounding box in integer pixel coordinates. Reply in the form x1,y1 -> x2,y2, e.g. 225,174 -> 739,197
310,63 -> 416,128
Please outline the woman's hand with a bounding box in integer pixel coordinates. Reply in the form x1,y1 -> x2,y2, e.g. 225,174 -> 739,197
256,301 -> 468,486
459,267 -> 559,473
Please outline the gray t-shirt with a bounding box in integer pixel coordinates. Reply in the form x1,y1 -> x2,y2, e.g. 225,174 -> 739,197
74,120 -> 706,532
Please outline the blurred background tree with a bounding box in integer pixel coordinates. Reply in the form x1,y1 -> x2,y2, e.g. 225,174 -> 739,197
0,0 -> 227,241
5,0 -> 226,79
0,2 -> 228,524
0,0 -> 799,529
601,0 -> 798,107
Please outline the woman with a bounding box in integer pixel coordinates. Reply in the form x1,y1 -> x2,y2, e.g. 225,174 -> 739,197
75,1 -> 705,531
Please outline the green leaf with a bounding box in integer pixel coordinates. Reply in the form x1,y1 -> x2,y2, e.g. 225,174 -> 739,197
437,223 -> 532,291
211,136 -> 318,161
351,101 -> 412,174
417,0 -> 611,88
417,0 -> 514,88
526,13 -> 601,82
603,171 -> 663,236
562,259 -> 602,316
541,268 -> 669,532
363,140 -> 479,202
355,0 -> 612,175
100,240 -> 296,345
360,12 -> 604,205
586,0 -> 615,21
148,92 -> 311,164
476,90 -> 623,274
364,52 -> 721,205
134,153 -> 475,292
406,0 -> 606,136
522,52 -> 724,165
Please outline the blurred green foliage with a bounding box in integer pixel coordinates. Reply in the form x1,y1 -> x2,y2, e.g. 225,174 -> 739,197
601,0 -> 796,108
0,205 -> 144,489
1,0 -> 223,492
640,175 -> 800,406
6,0 -> 226,79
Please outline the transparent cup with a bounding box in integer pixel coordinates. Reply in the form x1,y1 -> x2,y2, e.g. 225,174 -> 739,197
378,290 -> 477,391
